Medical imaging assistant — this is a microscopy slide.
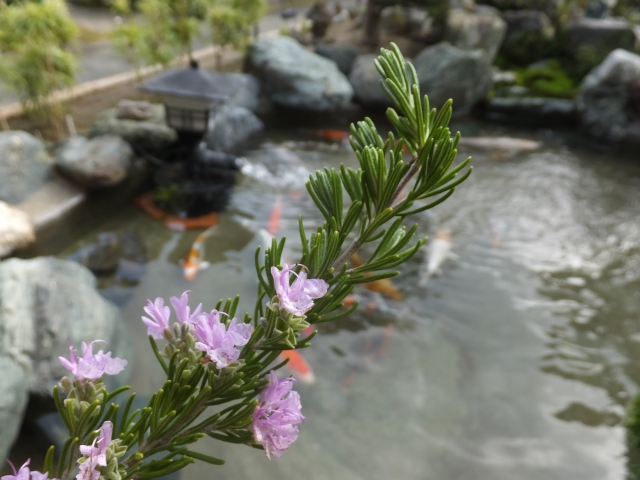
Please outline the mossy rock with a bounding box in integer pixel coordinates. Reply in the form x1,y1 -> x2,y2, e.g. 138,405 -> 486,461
504,32 -> 554,65
500,10 -> 556,66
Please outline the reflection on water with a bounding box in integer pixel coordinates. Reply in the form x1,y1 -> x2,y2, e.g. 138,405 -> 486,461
57,124 -> 640,480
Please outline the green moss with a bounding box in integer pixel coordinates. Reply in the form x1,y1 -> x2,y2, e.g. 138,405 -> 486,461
515,59 -> 578,99
628,393 -> 640,449
627,393 -> 640,480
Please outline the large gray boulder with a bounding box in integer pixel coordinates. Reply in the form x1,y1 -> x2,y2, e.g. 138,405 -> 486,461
247,36 -> 354,111
412,42 -> 494,113
577,49 -> 640,143
0,131 -> 51,205
204,104 -> 264,153
349,54 -> 392,109
0,257 -> 131,395
55,135 -> 133,189
91,103 -> 177,155
228,73 -> 261,112
445,6 -> 506,63
565,18 -> 638,72
566,18 -> 637,54
0,257 -> 131,464
0,202 -> 35,258
0,356 -> 28,467
500,10 -> 555,65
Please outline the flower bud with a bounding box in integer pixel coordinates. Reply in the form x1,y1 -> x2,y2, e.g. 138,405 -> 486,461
162,327 -> 174,342
181,322 -> 191,338
170,323 -> 182,339
59,376 -> 73,393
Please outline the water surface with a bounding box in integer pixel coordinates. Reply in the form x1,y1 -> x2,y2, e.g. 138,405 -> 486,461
59,123 -> 640,480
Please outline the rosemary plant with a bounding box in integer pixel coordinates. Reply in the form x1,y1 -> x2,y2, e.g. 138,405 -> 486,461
2,44 -> 472,480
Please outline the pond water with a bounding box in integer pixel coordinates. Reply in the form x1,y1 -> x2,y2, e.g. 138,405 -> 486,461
55,120 -> 640,480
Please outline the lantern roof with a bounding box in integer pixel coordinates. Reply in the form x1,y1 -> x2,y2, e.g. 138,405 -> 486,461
139,60 -> 240,101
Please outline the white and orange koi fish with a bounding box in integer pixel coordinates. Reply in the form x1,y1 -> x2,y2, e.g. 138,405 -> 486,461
420,229 -> 454,286
181,225 -> 218,281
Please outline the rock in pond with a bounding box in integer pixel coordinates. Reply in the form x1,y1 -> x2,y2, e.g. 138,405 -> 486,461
204,104 -> 264,153
247,36 -> 354,112
412,42 -> 494,113
349,54 -> 392,109
75,231 -> 124,274
91,103 -> 177,156
445,6 -> 506,63
0,131 -> 51,205
577,48 -> 640,143
478,96 -> 577,127
55,135 -> 133,189
315,43 -> 360,76
0,202 -> 35,258
500,10 -> 555,65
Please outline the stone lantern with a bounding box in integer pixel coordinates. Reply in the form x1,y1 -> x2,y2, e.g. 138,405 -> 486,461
139,60 -> 242,216
139,59 -> 239,151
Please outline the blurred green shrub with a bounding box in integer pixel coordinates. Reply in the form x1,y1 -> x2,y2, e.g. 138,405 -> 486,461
0,0 -> 78,137
110,0 -> 265,70
209,0 -> 266,66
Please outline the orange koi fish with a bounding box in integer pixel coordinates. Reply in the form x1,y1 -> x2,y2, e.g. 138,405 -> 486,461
134,193 -> 219,230
351,253 -> 402,301
267,195 -> 283,235
181,225 -> 217,281
307,129 -> 350,142
165,212 -> 218,231
278,326 -> 315,383
134,193 -> 166,221
280,350 -> 315,384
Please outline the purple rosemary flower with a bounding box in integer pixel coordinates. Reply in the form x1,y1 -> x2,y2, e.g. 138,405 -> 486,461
59,341 -> 127,382
193,311 -> 251,369
1,459 -> 54,480
252,371 -> 304,459
141,297 -> 171,339
77,421 -> 112,480
170,291 -> 202,324
271,264 -> 329,316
